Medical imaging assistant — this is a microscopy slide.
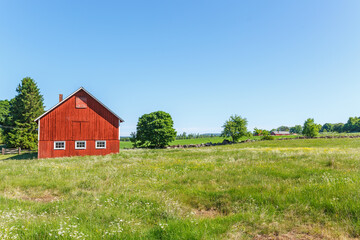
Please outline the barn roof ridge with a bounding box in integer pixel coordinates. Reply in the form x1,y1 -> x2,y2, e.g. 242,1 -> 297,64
34,87 -> 124,123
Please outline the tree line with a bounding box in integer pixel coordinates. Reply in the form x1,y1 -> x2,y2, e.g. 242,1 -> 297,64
0,78 -> 44,149
1,77 -> 360,150
267,119 -> 359,135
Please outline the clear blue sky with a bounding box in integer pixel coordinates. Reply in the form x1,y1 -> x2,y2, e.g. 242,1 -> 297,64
1,1 -> 360,136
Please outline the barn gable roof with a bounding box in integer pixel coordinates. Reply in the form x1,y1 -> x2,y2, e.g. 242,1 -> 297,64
34,87 -> 124,123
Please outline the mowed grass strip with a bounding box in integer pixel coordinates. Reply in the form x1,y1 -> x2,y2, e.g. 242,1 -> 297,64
0,138 -> 360,239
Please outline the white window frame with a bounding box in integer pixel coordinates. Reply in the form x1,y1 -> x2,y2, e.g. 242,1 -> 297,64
75,141 -> 86,150
96,140 -> 106,149
54,141 -> 66,150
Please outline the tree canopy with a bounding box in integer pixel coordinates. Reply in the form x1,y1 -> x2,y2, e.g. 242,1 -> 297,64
0,100 -> 10,126
131,111 -> 176,148
290,125 -> 302,134
221,115 -> 249,142
343,117 -> 360,133
277,126 -> 290,131
302,118 -> 321,137
320,123 -> 334,133
5,77 -> 45,149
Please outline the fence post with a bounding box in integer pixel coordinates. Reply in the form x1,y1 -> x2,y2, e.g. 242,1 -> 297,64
1,148 -> 4,155
18,147 -> 21,154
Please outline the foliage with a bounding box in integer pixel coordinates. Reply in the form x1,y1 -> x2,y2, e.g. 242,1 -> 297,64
302,118 -> 321,137
290,125 -> 302,134
4,77 -> 44,149
343,117 -> 360,133
175,132 -> 219,140
0,99 -> 10,126
261,135 -> 274,140
277,125 -> 290,131
320,123 -> 334,133
131,111 -> 176,148
1,138 -> 360,238
221,115 -> 249,142
253,128 -> 269,136
333,123 -> 345,133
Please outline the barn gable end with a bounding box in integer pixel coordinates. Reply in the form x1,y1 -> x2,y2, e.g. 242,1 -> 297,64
35,87 -> 124,159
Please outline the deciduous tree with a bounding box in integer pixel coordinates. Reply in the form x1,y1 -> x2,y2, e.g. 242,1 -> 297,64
131,111 -> 176,148
221,115 -> 248,142
302,118 -> 321,137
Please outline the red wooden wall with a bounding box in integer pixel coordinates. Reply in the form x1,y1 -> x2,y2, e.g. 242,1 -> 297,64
38,90 -> 120,158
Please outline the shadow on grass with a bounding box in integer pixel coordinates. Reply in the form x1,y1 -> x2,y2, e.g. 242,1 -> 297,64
0,152 -> 37,161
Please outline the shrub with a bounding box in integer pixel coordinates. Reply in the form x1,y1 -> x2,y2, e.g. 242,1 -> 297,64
261,135 -> 275,140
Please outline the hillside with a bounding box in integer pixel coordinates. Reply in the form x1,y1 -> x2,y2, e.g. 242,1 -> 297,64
0,138 -> 360,239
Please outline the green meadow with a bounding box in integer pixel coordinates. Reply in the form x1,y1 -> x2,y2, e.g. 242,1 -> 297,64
1,138 -> 360,239
120,135 -> 301,149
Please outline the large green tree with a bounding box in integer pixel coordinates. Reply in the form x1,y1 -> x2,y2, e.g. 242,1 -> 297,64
131,111 -> 176,148
221,115 -> 248,142
302,118 -> 321,137
5,77 -> 45,149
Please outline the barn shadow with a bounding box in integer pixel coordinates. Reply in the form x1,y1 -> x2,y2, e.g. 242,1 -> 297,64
1,152 -> 37,161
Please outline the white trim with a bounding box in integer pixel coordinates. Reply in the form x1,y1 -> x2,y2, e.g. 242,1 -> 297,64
38,119 -> 40,141
75,141 -> 86,149
95,140 -> 106,149
38,119 -> 40,159
54,141 -> 65,150
118,122 -> 121,140
34,87 -> 124,122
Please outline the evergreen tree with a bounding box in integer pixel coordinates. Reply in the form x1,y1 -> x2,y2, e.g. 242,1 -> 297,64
5,77 -> 45,149
0,100 -> 10,126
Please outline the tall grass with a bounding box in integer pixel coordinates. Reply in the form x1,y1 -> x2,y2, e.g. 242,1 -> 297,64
0,138 -> 360,239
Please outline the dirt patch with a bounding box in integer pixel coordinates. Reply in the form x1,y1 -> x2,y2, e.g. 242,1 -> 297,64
253,232 -> 341,240
21,193 -> 58,203
3,189 -> 60,203
193,208 -> 221,218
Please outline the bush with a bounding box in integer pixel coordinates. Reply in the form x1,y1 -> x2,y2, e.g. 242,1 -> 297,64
131,111 -> 176,148
261,135 -> 275,140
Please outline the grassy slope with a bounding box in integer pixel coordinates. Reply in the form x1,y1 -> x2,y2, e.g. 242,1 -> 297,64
0,138 -> 360,239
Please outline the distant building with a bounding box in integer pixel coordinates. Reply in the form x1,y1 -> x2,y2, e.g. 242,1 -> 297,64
271,131 -> 290,136
35,87 -> 124,159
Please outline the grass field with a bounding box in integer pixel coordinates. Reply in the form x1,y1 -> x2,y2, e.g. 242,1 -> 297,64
1,138 -> 360,239
120,135 -> 301,149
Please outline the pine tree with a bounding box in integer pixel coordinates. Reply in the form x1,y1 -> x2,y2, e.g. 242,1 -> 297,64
5,77 -> 45,149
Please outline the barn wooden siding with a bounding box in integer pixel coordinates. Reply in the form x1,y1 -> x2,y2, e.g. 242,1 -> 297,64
38,89 -> 120,158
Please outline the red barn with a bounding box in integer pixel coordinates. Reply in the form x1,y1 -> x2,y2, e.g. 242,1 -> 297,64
271,131 -> 290,136
35,87 -> 124,159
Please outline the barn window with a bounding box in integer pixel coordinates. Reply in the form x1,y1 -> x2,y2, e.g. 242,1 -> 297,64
75,141 -> 86,149
76,96 -> 87,108
96,141 -> 106,149
54,141 -> 65,150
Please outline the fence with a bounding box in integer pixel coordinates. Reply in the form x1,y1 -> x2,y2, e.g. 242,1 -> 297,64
1,147 -> 22,155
